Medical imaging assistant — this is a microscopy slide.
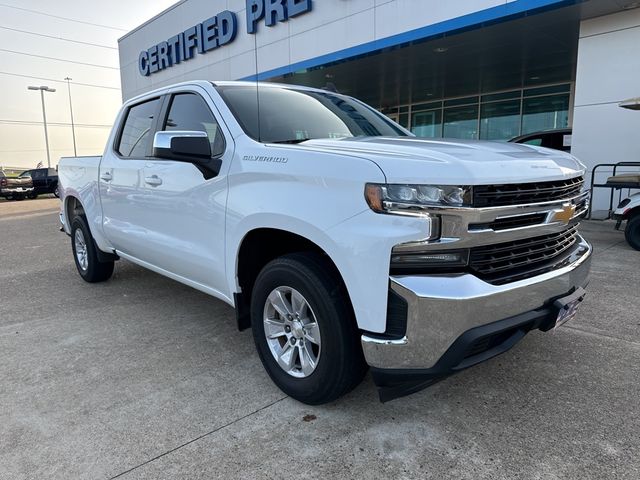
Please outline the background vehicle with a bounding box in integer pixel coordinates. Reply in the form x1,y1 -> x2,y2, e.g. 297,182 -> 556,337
19,168 -> 59,198
0,171 -> 34,200
613,191 -> 640,250
58,81 -> 592,404
509,128 -> 572,152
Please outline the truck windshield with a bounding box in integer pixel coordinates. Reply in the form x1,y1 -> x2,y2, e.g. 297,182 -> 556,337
215,85 -> 407,143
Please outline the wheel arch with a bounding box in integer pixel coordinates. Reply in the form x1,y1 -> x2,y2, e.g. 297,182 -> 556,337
233,227 -> 355,331
625,205 -> 640,219
63,194 -> 117,261
64,195 -> 86,227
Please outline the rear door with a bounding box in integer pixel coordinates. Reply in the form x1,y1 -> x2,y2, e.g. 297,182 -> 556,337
138,87 -> 231,295
99,96 -> 162,258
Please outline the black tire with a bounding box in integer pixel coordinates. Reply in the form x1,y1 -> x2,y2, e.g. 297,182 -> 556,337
71,216 -> 114,282
28,192 -> 38,199
250,252 -> 367,405
625,214 -> 640,251
53,185 -> 59,198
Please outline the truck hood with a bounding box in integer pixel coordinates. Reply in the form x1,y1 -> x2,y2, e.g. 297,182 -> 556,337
300,137 -> 585,184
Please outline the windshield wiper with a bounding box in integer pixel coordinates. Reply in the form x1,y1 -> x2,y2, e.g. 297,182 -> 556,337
269,138 -> 310,144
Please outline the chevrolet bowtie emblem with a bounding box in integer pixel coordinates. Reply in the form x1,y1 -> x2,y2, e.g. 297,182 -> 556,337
552,204 -> 576,224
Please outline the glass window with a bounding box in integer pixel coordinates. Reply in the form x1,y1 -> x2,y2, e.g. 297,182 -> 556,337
480,100 -> 521,140
524,84 -> 570,97
481,90 -> 520,103
521,94 -> 569,135
117,98 -> 160,157
164,93 -> 225,157
412,101 -> 441,112
523,137 -> 543,146
411,110 -> 442,138
215,85 -> 407,143
444,105 -> 479,139
444,96 -> 478,108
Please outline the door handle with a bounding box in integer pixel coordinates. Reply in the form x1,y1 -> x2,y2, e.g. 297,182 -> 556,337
100,172 -> 113,182
144,175 -> 163,187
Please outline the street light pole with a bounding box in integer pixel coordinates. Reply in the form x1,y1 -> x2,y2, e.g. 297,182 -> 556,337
27,86 -> 56,168
64,77 -> 77,156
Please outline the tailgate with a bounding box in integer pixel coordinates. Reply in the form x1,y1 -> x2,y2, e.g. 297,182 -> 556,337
7,177 -> 33,187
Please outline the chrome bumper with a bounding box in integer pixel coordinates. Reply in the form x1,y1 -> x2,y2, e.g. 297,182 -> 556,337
1,186 -> 34,194
361,235 -> 592,370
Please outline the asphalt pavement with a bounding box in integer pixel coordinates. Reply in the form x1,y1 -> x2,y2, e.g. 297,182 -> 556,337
1,199 -> 639,479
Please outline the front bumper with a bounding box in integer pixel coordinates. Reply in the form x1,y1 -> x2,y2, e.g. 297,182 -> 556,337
361,235 -> 592,398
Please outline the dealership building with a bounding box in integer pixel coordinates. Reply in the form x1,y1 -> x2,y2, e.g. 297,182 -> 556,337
118,0 -> 640,211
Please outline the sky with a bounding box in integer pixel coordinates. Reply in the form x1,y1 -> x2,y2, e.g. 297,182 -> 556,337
0,0 -> 177,169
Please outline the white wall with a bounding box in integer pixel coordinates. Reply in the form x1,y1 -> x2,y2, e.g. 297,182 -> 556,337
118,0 -> 520,100
572,9 -> 640,212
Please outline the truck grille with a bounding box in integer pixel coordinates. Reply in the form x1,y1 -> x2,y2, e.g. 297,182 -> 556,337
469,226 -> 579,285
473,176 -> 584,207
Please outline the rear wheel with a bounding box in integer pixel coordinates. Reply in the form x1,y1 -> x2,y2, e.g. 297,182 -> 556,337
250,252 -> 367,405
71,216 -> 114,282
625,214 -> 640,251
53,185 -> 59,198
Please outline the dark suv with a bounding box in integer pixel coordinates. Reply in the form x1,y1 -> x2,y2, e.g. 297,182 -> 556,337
19,168 -> 59,198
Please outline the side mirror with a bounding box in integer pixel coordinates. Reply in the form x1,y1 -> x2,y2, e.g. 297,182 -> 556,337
153,131 -> 222,179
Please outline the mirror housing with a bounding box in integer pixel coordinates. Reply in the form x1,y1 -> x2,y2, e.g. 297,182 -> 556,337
153,131 -> 222,179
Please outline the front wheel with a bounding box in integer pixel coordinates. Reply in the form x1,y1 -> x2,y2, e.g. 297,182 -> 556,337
250,252 -> 367,405
625,214 -> 640,251
71,216 -> 114,282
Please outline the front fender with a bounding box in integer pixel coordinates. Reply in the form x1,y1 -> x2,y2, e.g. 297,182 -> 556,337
226,209 -> 430,334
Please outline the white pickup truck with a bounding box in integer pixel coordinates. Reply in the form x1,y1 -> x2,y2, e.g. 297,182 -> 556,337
59,81 -> 592,403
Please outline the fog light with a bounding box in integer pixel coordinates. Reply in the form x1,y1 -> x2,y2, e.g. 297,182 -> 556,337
390,249 -> 469,273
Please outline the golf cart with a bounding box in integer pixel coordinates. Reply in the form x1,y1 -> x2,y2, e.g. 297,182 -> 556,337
613,190 -> 640,250
588,97 -> 640,250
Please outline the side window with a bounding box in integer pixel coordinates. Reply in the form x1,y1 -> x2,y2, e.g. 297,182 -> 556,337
523,137 -> 543,147
117,98 -> 160,157
48,168 -> 58,176
163,93 -> 225,157
33,169 -> 45,179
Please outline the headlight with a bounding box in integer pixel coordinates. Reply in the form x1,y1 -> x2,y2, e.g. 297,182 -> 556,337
365,183 -> 472,215
617,198 -> 631,209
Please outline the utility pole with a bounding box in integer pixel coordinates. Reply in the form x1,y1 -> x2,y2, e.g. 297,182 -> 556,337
27,86 -> 56,168
64,77 -> 77,156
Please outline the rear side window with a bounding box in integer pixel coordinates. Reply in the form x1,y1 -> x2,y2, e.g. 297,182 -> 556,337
162,93 -> 225,157
522,137 -> 543,146
117,98 -> 160,157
